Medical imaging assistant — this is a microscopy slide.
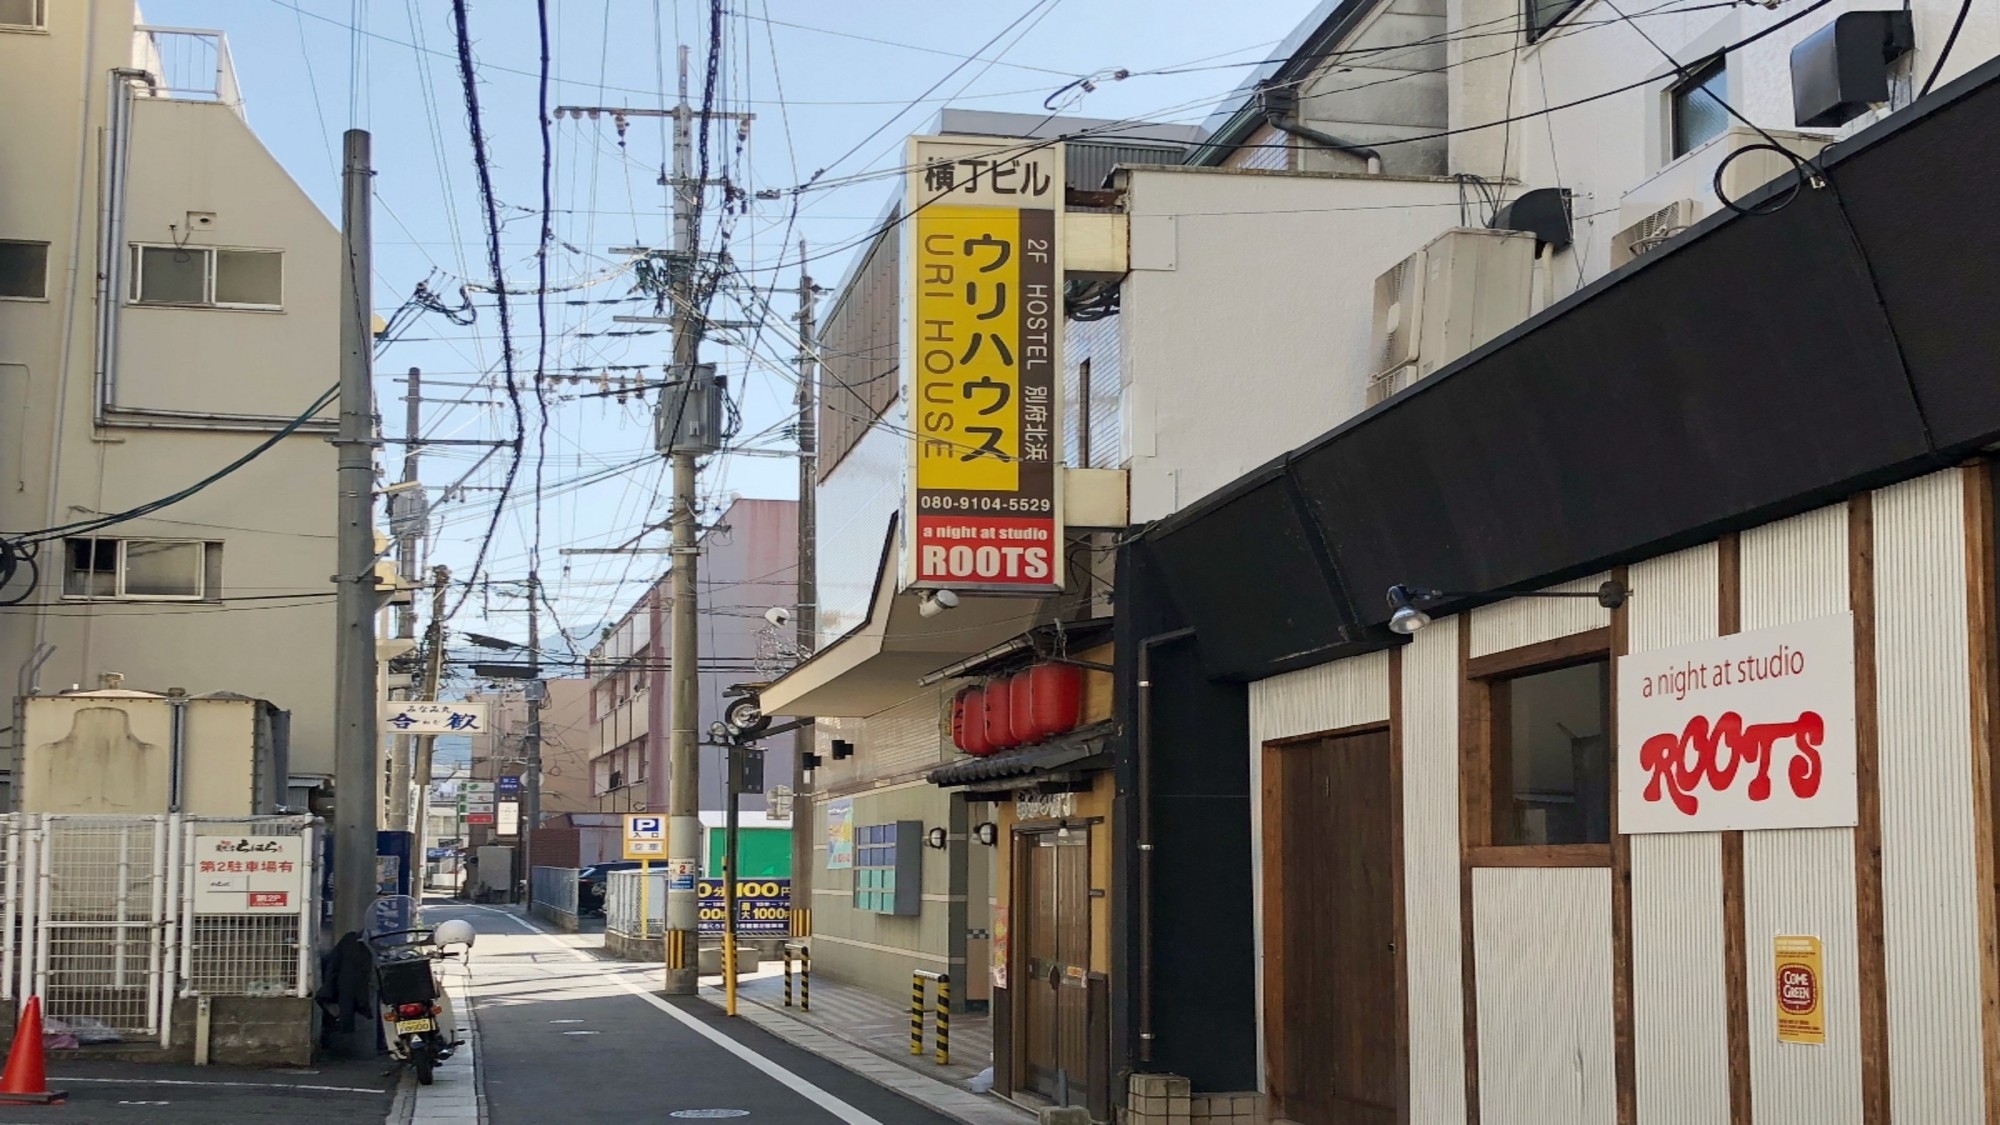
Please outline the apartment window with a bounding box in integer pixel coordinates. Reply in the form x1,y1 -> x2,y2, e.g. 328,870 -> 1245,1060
0,1 -> 45,30
0,241 -> 48,299
1525,0 -> 1585,42
1671,56 -> 1730,158
130,246 -> 283,309
63,538 -> 221,601
1487,658 -> 1612,847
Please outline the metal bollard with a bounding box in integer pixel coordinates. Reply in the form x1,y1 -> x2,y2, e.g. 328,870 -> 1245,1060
913,969 -> 950,1065
783,946 -> 794,1007
801,946 -> 810,1011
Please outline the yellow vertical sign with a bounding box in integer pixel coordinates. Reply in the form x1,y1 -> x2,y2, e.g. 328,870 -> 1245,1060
912,205 -> 1023,493
1774,934 -> 1826,1044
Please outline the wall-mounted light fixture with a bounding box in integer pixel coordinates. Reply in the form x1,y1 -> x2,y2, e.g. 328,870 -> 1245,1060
831,739 -> 855,760
973,821 -> 999,846
925,826 -> 949,850
1387,579 -> 1628,636
918,589 -> 960,619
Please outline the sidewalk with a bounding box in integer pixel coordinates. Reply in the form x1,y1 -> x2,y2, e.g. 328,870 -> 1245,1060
698,962 -> 1027,1125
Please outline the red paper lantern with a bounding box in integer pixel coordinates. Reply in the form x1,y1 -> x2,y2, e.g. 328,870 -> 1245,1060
954,686 -> 992,755
1021,663 -> 1083,742
981,675 -> 1018,752
1009,669 -> 1038,745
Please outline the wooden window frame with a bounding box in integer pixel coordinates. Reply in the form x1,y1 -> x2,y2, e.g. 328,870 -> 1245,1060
1461,625 -> 1614,868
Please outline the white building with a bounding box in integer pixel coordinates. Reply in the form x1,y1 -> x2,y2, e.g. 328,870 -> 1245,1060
0,3 -> 345,802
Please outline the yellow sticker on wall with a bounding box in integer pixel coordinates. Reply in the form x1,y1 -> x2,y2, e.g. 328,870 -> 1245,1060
1774,934 -> 1826,1044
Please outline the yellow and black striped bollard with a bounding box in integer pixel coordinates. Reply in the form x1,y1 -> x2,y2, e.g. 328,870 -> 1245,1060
910,972 -> 926,1056
782,946 -> 794,1007
934,973 -> 950,1065
800,945 -> 810,1012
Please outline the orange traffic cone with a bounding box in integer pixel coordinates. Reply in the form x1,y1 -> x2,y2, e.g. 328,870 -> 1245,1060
0,997 -> 66,1105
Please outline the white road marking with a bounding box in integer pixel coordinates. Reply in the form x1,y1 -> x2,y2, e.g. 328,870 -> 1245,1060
57,1077 -> 383,1094
469,907 -> 889,1125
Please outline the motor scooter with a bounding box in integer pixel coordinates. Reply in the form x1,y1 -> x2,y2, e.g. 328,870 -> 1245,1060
366,915 -> 475,1084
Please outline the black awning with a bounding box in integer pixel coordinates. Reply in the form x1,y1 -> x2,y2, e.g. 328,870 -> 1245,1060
1140,54 -> 2000,683
926,721 -> 1116,788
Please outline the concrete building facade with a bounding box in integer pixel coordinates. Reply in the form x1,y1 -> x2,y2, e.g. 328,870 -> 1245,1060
0,3 -> 340,793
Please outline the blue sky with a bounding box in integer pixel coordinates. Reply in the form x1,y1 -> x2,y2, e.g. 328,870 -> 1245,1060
136,0 -> 1308,657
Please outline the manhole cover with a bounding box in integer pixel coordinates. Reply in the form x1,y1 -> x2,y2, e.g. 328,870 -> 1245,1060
669,1112 -> 750,1119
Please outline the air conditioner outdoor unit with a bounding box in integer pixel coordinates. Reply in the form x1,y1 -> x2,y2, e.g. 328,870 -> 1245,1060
1611,126 -> 1832,267
1368,227 -> 1537,400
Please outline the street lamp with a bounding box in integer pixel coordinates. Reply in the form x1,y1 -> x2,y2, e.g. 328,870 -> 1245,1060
1386,579 -> 1628,635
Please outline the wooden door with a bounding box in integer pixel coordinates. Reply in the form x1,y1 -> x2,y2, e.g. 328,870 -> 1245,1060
1014,829 -> 1091,1105
1265,729 -> 1399,1125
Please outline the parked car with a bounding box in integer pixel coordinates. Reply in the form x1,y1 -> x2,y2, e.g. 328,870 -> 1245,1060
576,860 -> 644,915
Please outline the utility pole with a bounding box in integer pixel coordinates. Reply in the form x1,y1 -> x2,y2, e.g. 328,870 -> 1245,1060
522,570 -> 545,904
387,367 -> 423,832
410,565 -> 449,891
553,45 -> 753,996
333,128 -> 380,964
790,244 -> 817,927
663,44 -> 705,997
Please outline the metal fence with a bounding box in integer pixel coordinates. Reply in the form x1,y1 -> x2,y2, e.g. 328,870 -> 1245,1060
605,868 -> 667,939
529,866 -> 579,928
0,813 -> 317,1047
131,26 -> 244,114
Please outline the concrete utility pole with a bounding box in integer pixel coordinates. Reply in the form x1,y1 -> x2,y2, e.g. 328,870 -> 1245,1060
553,46 -> 753,996
411,565 -> 450,889
522,570 -> 545,902
333,128 -> 380,953
387,367 -> 423,832
791,244 -> 817,922
663,45 -> 705,996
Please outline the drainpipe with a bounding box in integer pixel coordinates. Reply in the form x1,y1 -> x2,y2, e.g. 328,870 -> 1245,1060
96,67 -> 156,424
1135,626 -> 1194,1065
1258,83 -> 1382,174
166,690 -> 189,812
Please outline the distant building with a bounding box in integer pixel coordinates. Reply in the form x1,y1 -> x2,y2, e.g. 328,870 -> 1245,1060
588,496 -> 798,815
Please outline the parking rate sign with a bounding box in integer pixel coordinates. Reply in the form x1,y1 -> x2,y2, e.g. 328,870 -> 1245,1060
623,813 -> 666,860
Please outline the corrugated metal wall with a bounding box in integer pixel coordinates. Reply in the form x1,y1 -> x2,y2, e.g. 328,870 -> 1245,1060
1740,504 -> 1864,1123
1469,573 -> 1615,657
1248,650 -> 1391,741
1472,867 -> 1618,1124
1401,617 -> 1467,1123
1063,314 -> 1123,469
1065,141 -> 1187,191
1624,544 -> 1731,1124
817,221 -> 901,480
1874,468 -> 1986,1121
1222,122 -> 1294,171
1246,648 -> 1393,1094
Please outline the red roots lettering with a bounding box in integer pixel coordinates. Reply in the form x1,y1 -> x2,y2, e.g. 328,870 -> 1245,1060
1638,711 -> 1825,816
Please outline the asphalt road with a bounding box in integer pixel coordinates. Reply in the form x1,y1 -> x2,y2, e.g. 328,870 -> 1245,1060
443,903 -> 962,1124
0,1057 -> 396,1125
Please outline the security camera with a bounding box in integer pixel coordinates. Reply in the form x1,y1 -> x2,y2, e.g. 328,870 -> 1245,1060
918,589 -> 960,619
764,606 -> 790,627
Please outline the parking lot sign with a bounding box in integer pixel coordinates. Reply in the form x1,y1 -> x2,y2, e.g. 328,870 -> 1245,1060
624,813 -> 666,860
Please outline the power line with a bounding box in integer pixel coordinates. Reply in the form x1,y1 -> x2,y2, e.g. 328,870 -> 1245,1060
448,0 -> 528,627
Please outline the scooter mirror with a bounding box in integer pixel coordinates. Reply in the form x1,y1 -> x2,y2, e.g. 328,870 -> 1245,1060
434,919 -> 477,948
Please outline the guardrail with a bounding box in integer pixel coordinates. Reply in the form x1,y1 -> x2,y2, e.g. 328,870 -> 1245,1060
528,866 -> 579,930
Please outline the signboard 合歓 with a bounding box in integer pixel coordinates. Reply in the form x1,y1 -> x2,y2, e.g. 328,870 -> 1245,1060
825,797 -> 854,870
1618,614 -> 1857,834
1774,934 -> 1827,1044
902,134 -> 1064,594
623,813 -> 666,860
695,878 -> 791,937
192,834 -> 306,914
382,701 -> 488,734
